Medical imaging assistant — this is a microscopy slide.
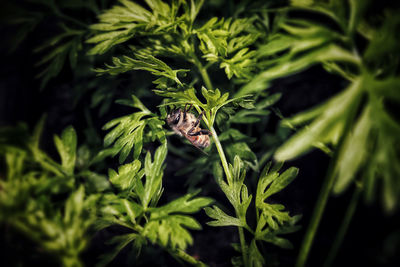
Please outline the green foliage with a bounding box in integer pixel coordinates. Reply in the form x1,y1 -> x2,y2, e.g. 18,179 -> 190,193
102,95 -> 166,163
6,0 -> 399,266
0,120 -> 103,266
34,24 -> 86,88
96,143 -> 213,266
87,0 -> 265,91
266,1 -> 400,212
86,0 -> 198,55
95,53 -> 189,87
205,157 -> 300,266
4,0 -> 101,88
195,16 -> 261,81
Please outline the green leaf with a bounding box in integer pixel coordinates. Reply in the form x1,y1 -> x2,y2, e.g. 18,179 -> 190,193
35,31 -> 84,89
54,126 -> 77,175
64,185 -> 85,226
150,190 -> 213,218
87,0 -> 186,55
95,54 -> 189,86
141,143 -> 167,209
333,106 -> 371,193
103,96 -> 165,163
204,205 -> 245,227
143,214 -> 201,250
108,160 -> 142,191
82,171 -> 110,193
255,207 -> 301,249
196,16 -> 261,81
256,162 -> 298,209
248,240 -> 265,267
275,78 -> 363,161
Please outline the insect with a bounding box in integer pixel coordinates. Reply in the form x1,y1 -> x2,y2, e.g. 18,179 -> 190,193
166,104 -> 211,151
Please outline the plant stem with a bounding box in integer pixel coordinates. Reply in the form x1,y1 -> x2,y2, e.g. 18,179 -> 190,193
210,127 -> 231,182
324,184 -> 362,267
198,65 -> 214,91
238,226 -> 249,266
295,156 -> 338,267
192,56 -> 214,90
210,127 -> 248,265
295,82 -> 363,267
169,248 -> 208,267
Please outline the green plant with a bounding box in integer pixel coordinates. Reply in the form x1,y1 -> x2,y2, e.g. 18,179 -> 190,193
0,119 -> 103,266
237,1 -> 400,266
2,0 -> 399,266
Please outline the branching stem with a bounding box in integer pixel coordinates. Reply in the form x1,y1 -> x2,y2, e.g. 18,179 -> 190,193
296,86 -> 362,267
192,56 -> 214,90
210,126 -> 248,266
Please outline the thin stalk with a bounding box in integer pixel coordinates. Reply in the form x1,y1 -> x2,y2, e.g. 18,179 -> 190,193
192,56 -> 214,90
295,154 -> 338,267
324,184 -> 362,267
238,227 -> 249,266
198,65 -> 214,91
296,80 -> 363,267
210,127 -> 248,265
169,248 -> 208,267
210,127 -> 231,182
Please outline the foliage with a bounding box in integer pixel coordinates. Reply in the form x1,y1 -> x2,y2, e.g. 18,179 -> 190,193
0,119 -> 104,266
100,95 -> 166,163
96,143 -> 213,266
248,0 -> 400,212
3,0 -> 400,266
205,157 -> 300,266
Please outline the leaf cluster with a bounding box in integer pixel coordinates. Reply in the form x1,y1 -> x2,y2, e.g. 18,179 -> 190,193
88,0 -> 265,88
205,157 -> 301,266
238,0 -> 400,212
96,143 -> 213,266
99,95 -> 166,164
5,0 -> 102,88
0,118 -> 106,266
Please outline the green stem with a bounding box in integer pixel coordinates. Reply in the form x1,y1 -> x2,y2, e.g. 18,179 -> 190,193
210,127 -> 248,265
295,84 -> 363,267
192,56 -> 213,90
169,248 -> 208,267
210,127 -> 231,182
295,155 -> 338,267
198,65 -> 213,91
324,184 -> 362,267
238,227 -> 249,266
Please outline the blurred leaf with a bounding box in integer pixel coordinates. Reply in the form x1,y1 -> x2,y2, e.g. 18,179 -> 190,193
108,160 -> 142,191
143,214 -> 200,250
97,233 -> 140,267
54,126 -> 77,175
248,240 -> 265,267
275,78 -> 363,161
